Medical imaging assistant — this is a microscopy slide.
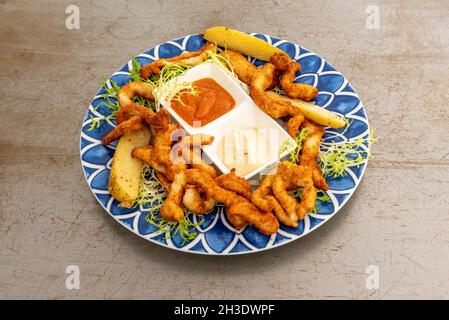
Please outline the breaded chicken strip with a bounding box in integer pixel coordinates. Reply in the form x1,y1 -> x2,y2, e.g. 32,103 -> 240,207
155,171 -> 216,215
227,202 -> 279,235
102,116 -> 144,145
274,161 -> 316,220
160,171 -> 187,221
140,42 -> 216,79
269,53 -> 318,101
299,120 -> 329,191
183,185 -> 216,214
161,169 -> 279,234
251,175 -> 298,227
115,104 -> 154,125
215,169 -> 252,199
250,63 -> 305,137
220,50 -> 257,85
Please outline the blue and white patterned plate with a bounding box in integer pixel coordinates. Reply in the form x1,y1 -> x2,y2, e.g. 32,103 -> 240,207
80,33 -> 370,255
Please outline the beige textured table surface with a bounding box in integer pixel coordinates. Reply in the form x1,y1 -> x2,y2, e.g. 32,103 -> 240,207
1,0 -> 449,299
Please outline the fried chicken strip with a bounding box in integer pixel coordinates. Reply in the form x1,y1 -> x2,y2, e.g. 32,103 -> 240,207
101,116 -> 144,145
227,202 -> 279,235
215,169 -> 252,199
115,104 -> 154,125
160,171 -> 186,221
155,164 -> 216,215
140,42 -> 216,79
274,161 -> 317,220
161,169 -> 279,233
299,120 -> 329,191
269,53 -> 318,101
250,63 -> 305,137
220,50 -> 257,85
183,186 -> 216,214
251,175 -> 298,227
148,109 -> 186,180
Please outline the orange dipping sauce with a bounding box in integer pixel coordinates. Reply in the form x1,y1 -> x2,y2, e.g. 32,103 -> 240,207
171,78 -> 235,127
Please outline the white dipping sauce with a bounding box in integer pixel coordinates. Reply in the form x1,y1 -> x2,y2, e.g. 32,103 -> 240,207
217,128 -> 272,176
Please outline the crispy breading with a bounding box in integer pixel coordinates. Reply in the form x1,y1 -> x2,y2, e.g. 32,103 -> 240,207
227,202 -> 279,235
102,116 -> 144,145
269,53 -> 318,101
160,171 -> 187,221
250,63 -> 303,119
299,120 -> 329,191
251,175 -> 298,227
219,50 -> 257,84
215,169 -> 252,199
115,103 -> 154,125
275,161 -> 317,220
183,185 -> 216,214
287,113 -> 305,138
148,109 -> 186,180
162,169 -> 279,233
140,42 -> 216,79
156,169 -> 216,215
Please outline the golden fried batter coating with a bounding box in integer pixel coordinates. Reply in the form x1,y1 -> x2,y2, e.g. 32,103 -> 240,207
115,104 -> 154,125
140,42 -> 216,79
102,116 -> 144,145
299,120 -> 329,191
220,50 -> 257,85
180,145 -> 217,178
250,63 -> 303,119
149,109 -> 186,180
162,169 -> 279,233
155,166 -> 216,215
251,175 -> 275,212
274,161 -> 316,220
287,114 -> 305,138
269,53 -> 318,101
227,202 -> 279,235
251,175 -> 298,227
160,171 -> 187,221
215,169 -> 252,199
118,81 -> 154,108
156,171 -> 171,190
183,185 -> 216,214
132,145 -> 167,173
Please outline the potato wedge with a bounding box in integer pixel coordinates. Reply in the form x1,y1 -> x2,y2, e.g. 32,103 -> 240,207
109,127 -> 151,208
203,26 -> 286,61
266,91 -> 346,129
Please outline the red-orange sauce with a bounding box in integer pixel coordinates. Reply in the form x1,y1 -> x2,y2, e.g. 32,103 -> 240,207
171,78 -> 235,127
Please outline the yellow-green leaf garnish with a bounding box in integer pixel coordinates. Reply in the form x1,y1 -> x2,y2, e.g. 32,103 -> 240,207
278,128 -> 308,162
319,128 -> 376,178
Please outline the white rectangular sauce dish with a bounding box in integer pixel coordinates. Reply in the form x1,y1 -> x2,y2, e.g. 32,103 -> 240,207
158,62 -> 295,180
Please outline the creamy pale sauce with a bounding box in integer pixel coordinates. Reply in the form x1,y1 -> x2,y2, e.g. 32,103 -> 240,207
217,128 -> 273,176
171,78 -> 235,127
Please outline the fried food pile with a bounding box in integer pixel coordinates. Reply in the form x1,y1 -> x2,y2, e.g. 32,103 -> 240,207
101,33 -> 332,235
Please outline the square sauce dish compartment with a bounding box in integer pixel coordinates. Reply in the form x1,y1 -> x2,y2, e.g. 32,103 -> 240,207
158,62 -> 295,180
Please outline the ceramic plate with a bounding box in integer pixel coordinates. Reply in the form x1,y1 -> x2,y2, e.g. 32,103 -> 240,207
80,33 -> 370,255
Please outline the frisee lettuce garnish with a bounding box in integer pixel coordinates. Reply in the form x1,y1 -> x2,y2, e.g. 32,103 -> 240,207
88,79 -> 121,131
129,57 -> 143,82
319,128 -> 375,178
137,164 -> 203,244
279,128 -> 308,162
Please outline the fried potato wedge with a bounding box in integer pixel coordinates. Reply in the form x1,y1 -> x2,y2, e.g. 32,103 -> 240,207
266,91 -> 346,129
109,127 -> 151,207
203,26 -> 286,61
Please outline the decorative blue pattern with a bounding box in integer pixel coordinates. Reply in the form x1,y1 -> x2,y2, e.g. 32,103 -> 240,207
80,33 -> 370,255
